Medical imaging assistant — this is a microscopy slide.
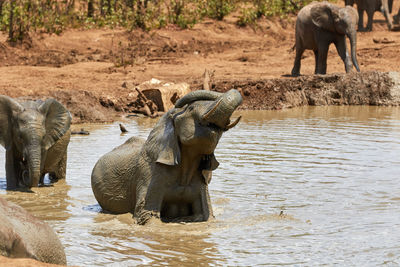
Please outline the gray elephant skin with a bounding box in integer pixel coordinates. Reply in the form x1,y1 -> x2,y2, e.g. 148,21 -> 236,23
345,0 -> 393,31
91,89 -> 242,225
291,1 -> 360,76
0,197 -> 66,264
0,95 -> 71,189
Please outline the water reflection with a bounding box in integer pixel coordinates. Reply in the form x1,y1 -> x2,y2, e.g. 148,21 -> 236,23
0,106 -> 400,266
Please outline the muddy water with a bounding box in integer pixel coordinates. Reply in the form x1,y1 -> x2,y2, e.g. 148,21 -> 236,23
1,106 -> 400,266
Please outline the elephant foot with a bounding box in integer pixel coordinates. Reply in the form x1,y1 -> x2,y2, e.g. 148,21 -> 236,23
291,70 -> 300,77
134,209 -> 160,225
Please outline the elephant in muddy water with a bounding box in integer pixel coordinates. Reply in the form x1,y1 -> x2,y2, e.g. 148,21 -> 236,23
0,197 -> 66,264
0,96 -> 71,189
291,1 -> 360,76
345,0 -> 393,31
91,89 -> 242,225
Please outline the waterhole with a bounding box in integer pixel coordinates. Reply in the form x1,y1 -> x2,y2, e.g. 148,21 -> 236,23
1,106 -> 400,266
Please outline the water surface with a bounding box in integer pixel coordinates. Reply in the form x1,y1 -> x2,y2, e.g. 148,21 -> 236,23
1,106 -> 400,266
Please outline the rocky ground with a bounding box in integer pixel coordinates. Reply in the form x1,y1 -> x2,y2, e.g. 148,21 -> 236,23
0,3 -> 399,125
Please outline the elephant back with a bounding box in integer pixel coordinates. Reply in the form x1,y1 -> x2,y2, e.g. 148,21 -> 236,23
91,136 -> 145,214
0,197 -> 66,265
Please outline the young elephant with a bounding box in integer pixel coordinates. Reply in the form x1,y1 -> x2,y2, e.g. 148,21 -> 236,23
291,1 -> 360,76
0,197 -> 66,264
0,96 -> 71,189
91,89 -> 242,225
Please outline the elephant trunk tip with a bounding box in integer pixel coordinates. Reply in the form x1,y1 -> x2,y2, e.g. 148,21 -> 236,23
202,89 -> 243,130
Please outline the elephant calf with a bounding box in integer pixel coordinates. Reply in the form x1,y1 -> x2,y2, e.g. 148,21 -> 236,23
0,197 -> 66,264
92,89 -> 242,225
0,96 -> 71,189
291,1 -> 360,76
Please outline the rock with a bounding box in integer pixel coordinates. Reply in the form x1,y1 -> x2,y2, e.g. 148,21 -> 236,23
136,79 -> 191,112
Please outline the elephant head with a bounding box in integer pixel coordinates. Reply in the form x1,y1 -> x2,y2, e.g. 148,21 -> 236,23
144,89 -> 242,181
0,96 -> 71,188
311,3 -> 360,72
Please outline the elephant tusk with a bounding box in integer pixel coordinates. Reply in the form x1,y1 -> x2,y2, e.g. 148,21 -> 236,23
202,98 -> 223,121
225,116 -> 241,130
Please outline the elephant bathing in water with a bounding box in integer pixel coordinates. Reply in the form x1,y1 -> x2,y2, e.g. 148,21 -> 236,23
91,89 -> 242,225
0,197 -> 66,264
291,1 -> 360,76
0,96 -> 71,189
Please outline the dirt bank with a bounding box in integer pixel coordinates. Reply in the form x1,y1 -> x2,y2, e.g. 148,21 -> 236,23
0,2 -> 400,123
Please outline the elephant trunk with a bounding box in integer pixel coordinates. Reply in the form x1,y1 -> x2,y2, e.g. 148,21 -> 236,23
23,147 -> 42,188
348,31 -> 360,72
202,89 -> 243,130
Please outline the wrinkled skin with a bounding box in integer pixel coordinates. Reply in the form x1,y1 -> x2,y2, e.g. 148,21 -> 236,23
0,96 -> 71,189
346,0 -> 393,31
292,1 -> 360,76
0,197 -> 66,264
91,89 -> 242,225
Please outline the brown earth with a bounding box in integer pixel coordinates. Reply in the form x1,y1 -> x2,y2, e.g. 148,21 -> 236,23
1,3 -> 400,123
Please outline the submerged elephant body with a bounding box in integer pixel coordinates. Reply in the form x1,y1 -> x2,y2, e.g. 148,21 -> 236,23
0,197 -> 66,264
92,90 -> 242,224
292,1 -> 360,76
0,96 -> 71,189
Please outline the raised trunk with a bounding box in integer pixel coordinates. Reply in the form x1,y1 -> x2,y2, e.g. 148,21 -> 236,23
348,32 -> 360,72
202,89 -> 243,129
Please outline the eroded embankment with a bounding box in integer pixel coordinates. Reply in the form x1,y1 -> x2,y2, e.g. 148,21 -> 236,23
20,71 -> 400,124
212,71 -> 400,110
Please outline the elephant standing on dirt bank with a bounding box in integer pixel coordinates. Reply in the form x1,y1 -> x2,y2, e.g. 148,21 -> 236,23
291,1 -> 360,76
0,197 -> 67,264
0,96 -> 71,189
91,89 -> 242,225
345,0 -> 393,31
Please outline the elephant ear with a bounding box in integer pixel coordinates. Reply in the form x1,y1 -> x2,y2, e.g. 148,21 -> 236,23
311,3 -> 338,32
0,96 -> 24,150
155,112 -> 181,166
200,153 -> 219,184
39,99 -> 71,150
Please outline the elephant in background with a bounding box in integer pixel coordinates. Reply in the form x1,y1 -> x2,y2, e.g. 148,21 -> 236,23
291,1 -> 360,76
346,0 -> 393,31
0,197 -> 66,264
91,89 -> 242,225
0,96 -> 71,189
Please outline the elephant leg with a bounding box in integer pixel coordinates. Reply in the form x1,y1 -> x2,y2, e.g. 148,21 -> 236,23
313,50 -> 319,74
381,0 -> 393,30
291,45 -> 304,77
334,38 -> 352,73
53,151 -> 67,181
316,43 -> 329,75
357,6 -> 365,31
366,9 -> 374,31
133,186 -> 163,225
39,174 -> 45,185
5,149 -> 18,189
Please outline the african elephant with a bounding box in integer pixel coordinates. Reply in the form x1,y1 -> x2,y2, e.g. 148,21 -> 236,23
291,1 -> 360,76
0,96 -> 71,189
0,197 -> 66,264
346,0 -> 393,31
91,89 -> 242,225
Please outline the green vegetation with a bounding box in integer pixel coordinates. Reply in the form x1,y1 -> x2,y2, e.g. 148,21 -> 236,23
0,0 -> 316,43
